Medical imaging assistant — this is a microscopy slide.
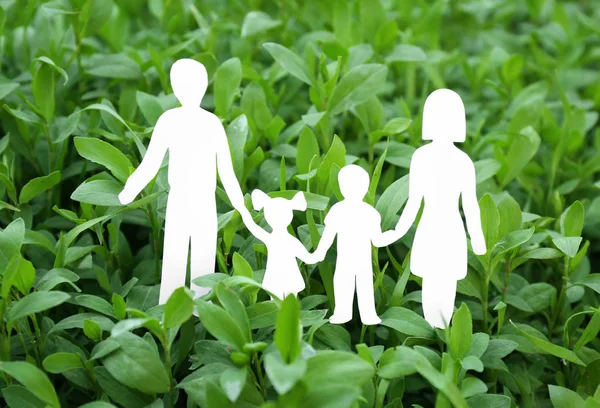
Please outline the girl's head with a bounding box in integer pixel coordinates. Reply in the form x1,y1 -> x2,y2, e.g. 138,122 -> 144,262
422,88 -> 466,143
251,190 -> 307,229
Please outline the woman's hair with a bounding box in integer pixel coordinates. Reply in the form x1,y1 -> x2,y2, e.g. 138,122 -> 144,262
422,89 -> 466,143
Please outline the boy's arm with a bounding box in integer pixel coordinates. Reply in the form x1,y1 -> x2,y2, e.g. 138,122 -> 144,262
371,211 -> 400,247
119,114 -> 169,205
312,226 -> 336,261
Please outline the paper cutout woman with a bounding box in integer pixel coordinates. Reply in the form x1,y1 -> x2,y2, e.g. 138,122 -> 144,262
242,191 -> 317,299
118,59 -> 251,304
312,165 -> 398,325
391,89 -> 486,329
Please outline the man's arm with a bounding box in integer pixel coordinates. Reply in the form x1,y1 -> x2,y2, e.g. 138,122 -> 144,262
215,116 -> 248,216
119,114 -> 169,205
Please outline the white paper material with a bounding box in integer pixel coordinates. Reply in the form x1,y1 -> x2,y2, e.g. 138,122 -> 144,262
241,191 -> 317,300
118,59 -> 251,304
312,165 -> 398,325
391,89 -> 486,328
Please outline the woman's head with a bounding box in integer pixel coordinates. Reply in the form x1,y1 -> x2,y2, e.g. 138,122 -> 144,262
251,190 -> 307,229
422,89 -> 466,143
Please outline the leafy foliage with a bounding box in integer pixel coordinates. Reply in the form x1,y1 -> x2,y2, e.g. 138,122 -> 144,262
0,0 -> 600,407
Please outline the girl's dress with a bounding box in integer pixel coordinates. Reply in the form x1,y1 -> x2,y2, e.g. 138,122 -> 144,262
261,231 -> 307,298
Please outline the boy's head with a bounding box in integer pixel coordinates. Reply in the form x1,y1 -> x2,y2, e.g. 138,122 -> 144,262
252,190 -> 307,229
338,165 -> 370,200
170,58 -> 208,107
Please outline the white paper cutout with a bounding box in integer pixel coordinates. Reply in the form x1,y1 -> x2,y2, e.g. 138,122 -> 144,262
312,165 -> 398,325
118,59 -> 250,304
241,191 -> 318,300
390,88 -> 487,329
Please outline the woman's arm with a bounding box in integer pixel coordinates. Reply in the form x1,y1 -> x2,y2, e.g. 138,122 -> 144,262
461,159 -> 486,255
395,151 -> 424,237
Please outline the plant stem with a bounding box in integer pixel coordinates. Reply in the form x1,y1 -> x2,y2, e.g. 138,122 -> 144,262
161,332 -> 176,408
254,354 -> 267,399
482,272 -> 490,334
501,258 -> 511,302
550,257 -> 570,334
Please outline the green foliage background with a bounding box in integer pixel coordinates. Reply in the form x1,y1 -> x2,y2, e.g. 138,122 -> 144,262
1,0 -> 600,407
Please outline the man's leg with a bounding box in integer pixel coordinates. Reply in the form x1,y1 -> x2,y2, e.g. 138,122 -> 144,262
356,265 -> 380,325
330,262 -> 355,323
159,207 -> 191,305
190,214 -> 218,299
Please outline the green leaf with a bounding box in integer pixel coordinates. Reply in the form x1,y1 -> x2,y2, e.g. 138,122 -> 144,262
263,42 -> 315,87
101,332 -> 170,394
385,44 -> 427,62
195,300 -> 247,351
32,62 -> 55,122
8,291 -> 71,322
241,11 -> 281,37
0,361 -> 61,408
264,351 -> 306,394
517,283 -> 556,312
548,385 -> 586,408
560,201 -> 585,237
0,217 -> 25,273
74,137 -> 133,183
274,294 -> 302,363
578,274 -> 600,295
509,322 -> 585,365
553,236 -> 582,258
86,54 -> 142,80
43,352 -> 84,373
219,366 -> 247,402
375,175 -> 409,230
491,228 -> 534,259
303,350 -> 375,390
214,58 -> 242,117
467,394 -> 511,408
497,194 -> 522,237
2,385 -> 46,408
380,307 -> 436,339
479,194 -> 500,250
226,114 -> 249,179
0,79 -> 19,100
84,319 -> 103,341
19,171 -> 61,204
316,135 -> 346,190
2,254 -> 35,298
215,283 -> 251,343
327,64 -> 388,115
232,252 -> 253,278
296,127 -> 320,175
71,179 -> 123,207
498,126 -> 541,187
34,56 -> 69,85
163,286 -> 194,329
450,303 -> 473,360
136,91 -> 163,126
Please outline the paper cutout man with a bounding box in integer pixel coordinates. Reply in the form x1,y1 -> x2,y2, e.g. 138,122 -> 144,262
242,191 -> 318,300
390,88 -> 486,329
312,165 -> 397,325
118,59 -> 251,304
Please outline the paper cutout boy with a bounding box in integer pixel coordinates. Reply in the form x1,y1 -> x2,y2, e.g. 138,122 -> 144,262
118,59 -> 251,304
312,165 -> 397,325
388,89 -> 486,328
242,191 -> 318,300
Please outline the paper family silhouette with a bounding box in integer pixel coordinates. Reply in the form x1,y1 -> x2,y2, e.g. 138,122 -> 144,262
118,58 -> 486,329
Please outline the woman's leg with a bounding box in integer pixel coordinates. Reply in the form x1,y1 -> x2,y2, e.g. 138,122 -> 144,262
422,278 -> 457,329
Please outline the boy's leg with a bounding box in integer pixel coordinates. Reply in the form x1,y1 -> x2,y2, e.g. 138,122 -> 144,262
330,263 -> 355,323
159,204 -> 191,305
356,265 -> 380,325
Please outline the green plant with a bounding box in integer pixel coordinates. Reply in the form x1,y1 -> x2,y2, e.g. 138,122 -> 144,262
1,0 -> 600,407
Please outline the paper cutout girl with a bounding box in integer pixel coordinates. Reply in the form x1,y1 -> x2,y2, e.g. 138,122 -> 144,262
118,59 -> 251,305
391,89 -> 486,329
312,165 -> 398,325
242,191 -> 318,300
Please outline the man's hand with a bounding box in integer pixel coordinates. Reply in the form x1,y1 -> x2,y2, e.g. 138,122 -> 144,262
471,238 -> 487,255
118,188 -> 137,205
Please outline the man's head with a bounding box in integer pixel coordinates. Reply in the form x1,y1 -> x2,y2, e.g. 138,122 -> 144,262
338,165 -> 370,200
170,58 -> 208,107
